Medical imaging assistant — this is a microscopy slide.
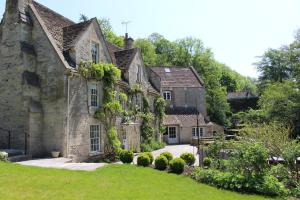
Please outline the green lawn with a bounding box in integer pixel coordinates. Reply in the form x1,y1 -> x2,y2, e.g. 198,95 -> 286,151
0,163 -> 274,200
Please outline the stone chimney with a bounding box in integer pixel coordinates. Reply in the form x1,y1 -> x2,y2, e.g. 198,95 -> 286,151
4,0 -> 32,24
124,33 -> 134,49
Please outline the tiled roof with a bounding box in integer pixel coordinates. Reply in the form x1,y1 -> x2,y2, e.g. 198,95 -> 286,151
106,42 -> 124,65
33,1 -> 75,51
165,107 -> 199,115
63,20 -> 93,50
227,91 -> 257,100
150,66 -> 204,88
114,48 -> 138,70
163,114 -> 206,126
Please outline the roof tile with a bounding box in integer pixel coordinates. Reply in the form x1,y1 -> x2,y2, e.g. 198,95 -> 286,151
150,67 -> 203,88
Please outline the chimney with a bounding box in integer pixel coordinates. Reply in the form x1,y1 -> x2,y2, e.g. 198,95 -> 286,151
5,0 -> 32,16
124,33 -> 134,49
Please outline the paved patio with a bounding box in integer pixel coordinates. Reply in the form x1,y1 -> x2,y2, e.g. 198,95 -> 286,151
17,158 -> 107,171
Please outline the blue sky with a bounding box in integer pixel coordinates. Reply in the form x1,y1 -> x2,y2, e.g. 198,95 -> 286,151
1,0 -> 300,77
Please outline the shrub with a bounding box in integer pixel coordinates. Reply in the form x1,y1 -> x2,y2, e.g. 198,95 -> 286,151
169,158 -> 186,174
160,151 -> 173,162
228,143 -> 269,177
203,157 -> 211,168
0,152 -> 8,162
155,155 -> 168,170
137,154 -> 150,167
191,168 -> 288,197
258,175 -> 288,196
141,140 -> 165,152
268,164 -> 289,182
119,150 -> 134,164
144,152 -> 154,164
180,153 -> 195,166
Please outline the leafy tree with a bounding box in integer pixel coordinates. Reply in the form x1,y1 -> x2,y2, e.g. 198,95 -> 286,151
134,39 -> 157,65
98,18 -> 124,48
259,81 -> 300,135
79,14 -> 89,22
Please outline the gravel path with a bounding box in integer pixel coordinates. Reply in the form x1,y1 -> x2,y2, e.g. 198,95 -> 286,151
135,145 -> 200,166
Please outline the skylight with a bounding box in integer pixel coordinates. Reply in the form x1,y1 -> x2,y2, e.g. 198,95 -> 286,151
165,68 -> 171,73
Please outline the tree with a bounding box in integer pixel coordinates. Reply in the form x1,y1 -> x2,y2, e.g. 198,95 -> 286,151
98,18 -> 124,48
256,48 -> 292,84
134,39 -> 157,65
79,14 -> 89,22
259,81 -> 300,133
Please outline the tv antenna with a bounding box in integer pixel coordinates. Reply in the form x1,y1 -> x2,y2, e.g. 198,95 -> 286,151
122,21 -> 131,33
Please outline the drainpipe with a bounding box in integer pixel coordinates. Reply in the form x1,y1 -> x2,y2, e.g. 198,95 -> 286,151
66,75 -> 70,158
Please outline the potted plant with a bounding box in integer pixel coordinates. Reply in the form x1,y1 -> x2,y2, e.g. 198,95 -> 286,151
51,150 -> 60,158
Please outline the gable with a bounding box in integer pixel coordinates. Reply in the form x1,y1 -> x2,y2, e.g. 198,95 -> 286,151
74,19 -> 112,64
31,2 -> 112,68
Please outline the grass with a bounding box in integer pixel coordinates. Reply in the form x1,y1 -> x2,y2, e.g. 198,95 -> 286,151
0,162 -> 275,200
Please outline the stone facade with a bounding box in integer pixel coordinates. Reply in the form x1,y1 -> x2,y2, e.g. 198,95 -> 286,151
150,67 -> 224,144
0,0 -> 160,162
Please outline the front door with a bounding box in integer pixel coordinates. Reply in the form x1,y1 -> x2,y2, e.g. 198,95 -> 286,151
167,127 -> 178,144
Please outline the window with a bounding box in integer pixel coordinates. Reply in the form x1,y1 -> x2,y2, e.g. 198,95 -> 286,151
91,42 -> 99,63
167,127 -> 176,138
192,127 -> 204,138
90,85 -> 98,107
90,125 -> 101,152
163,91 -> 172,101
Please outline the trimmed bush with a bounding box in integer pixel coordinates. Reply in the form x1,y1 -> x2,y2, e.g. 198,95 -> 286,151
160,151 -> 173,162
0,152 -> 8,162
169,158 -> 186,174
203,157 -> 212,168
119,150 -> 134,164
137,154 -> 150,167
155,155 -> 168,170
180,152 -> 196,166
144,152 -> 154,164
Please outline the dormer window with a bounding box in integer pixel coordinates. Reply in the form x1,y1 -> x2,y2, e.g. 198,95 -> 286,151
91,42 -> 99,63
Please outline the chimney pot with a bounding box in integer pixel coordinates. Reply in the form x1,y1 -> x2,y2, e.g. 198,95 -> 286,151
124,33 -> 134,49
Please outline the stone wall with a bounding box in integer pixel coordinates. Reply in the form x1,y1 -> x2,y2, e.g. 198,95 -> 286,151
162,87 -> 207,116
74,20 -> 112,65
0,0 -> 32,152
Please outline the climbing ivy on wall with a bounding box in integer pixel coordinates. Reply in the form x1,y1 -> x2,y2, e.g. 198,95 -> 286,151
78,61 -> 123,155
154,97 -> 166,133
141,96 -> 155,142
78,62 -> 166,153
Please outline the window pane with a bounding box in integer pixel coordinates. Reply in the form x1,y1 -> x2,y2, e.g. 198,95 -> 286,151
91,43 -> 99,63
91,88 -> 98,107
90,125 -> 100,152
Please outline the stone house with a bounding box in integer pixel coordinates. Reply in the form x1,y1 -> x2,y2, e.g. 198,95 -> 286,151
0,0 -> 159,161
149,66 -> 224,144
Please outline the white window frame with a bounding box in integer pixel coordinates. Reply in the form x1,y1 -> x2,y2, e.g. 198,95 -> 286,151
90,84 -> 98,108
192,127 -> 204,138
167,127 -> 176,138
90,125 -> 101,153
163,91 -> 172,101
91,42 -> 99,63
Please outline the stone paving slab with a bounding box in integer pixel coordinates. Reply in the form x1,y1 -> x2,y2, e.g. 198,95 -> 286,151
17,158 -> 106,171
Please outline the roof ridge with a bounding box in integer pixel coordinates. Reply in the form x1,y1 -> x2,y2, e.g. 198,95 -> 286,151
33,1 -> 75,26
